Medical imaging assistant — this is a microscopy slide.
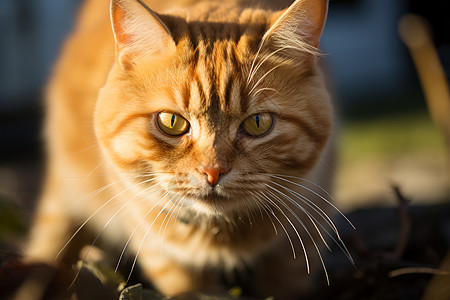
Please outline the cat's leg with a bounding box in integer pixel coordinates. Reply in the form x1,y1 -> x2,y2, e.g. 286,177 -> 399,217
138,253 -> 197,296
250,239 -> 316,299
14,179 -> 86,299
24,178 -> 84,266
138,250 -> 222,296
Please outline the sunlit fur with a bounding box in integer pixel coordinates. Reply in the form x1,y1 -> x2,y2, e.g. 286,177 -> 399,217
25,0 -> 350,298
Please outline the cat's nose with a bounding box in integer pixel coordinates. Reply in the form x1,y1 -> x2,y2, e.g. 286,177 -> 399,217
198,166 -> 228,187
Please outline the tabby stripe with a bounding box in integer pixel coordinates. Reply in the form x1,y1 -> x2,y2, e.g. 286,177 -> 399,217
221,44 -> 229,62
223,75 -> 234,110
240,84 -> 249,113
229,43 -> 241,67
255,135 -> 312,168
278,114 -> 327,146
183,48 -> 201,110
147,132 -> 176,153
194,73 -> 208,108
181,82 -> 191,110
189,48 -> 200,75
187,25 -> 199,49
228,45 -> 244,112
108,113 -> 150,139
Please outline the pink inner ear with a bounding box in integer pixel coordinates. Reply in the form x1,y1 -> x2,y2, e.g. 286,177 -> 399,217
111,6 -> 131,51
266,0 -> 328,48
305,0 -> 328,47
110,0 -> 177,68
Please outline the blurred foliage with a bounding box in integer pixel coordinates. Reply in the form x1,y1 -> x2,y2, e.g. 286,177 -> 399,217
0,194 -> 26,239
340,110 -> 446,165
74,260 -> 245,300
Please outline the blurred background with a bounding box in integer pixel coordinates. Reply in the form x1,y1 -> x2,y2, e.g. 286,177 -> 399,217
0,0 -> 449,269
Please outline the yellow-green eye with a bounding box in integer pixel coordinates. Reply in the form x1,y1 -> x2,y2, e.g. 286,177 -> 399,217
157,112 -> 190,136
242,113 -> 273,137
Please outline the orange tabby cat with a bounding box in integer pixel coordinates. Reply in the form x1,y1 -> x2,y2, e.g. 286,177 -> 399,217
25,0 -> 345,298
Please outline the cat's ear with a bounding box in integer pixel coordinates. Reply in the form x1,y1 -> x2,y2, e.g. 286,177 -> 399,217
110,0 -> 176,68
264,0 -> 328,59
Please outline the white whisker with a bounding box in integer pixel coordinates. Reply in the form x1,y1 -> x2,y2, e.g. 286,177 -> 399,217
115,188 -> 174,272
251,87 -> 279,98
126,193 -> 177,283
62,173 -> 154,213
265,185 -> 329,284
159,195 -> 184,254
268,182 -> 335,245
248,192 -> 278,236
247,45 -> 287,85
268,181 -> 354,264
255,191 -> 298,261
248,65 -> 281,96
267,175 -> 355,264
260,191 -> 307,264
57,174 -> 157,259
265,184 -> 331,251
270,174 -> 355,229
246,39 -> 266,85
81,178 -> 160,264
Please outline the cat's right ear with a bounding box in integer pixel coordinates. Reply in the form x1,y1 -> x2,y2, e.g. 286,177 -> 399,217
262,0 -> 328,63
110,0 -> 176,69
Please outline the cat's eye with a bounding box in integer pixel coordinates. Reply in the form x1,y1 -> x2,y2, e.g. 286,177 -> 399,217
157,112 -> 190,136
241,113 -> 273,137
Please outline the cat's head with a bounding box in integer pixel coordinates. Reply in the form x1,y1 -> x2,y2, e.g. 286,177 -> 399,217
95,0 -> 332,215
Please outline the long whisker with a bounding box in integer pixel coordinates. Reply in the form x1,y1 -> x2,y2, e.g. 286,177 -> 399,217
115,188 -> 174,272
56,174 -> 157,259
159,195 -> 184,254
71,181 -> 164,286
261,190 -> 313,273
126,193 -> 177,283
248,65 -> 281,96
269,174 -> 355,229
71,142 -> 99,155
157,195 -> 180,240
254,191 -> 297,261
247,45 -> 288,86
247,44 -> 306,88
259,191 -> 307,264
268,182 -> 335,244
81,178 -> 160,262
245,193 -> 267,226
62,173 -> 154,213
66,176 -> 158,286
251,87 -> 280,99
267,175 -> 355,263
81,162 -> 105,183
265,184 -> 331,251
265,186 -> 329,284
241,193 -> 258,230
246,39 -> 266,85
248,193 -> 278,236
268,181 -> 354,265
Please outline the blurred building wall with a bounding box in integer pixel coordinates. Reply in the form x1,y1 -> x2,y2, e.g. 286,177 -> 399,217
0,0 -> 80,112
1,0 -> 445,112
323,0 -> 410,104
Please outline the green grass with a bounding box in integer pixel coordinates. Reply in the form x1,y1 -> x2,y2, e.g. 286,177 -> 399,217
0,195 -> 26,238
339,110 -> 447,166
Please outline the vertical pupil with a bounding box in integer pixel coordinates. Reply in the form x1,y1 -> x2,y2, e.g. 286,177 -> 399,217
171,114 -> 175,128
255,114 -> 260,128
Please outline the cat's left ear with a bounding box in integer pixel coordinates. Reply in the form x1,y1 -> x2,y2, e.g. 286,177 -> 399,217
264,0 -> 328,59
110,0 -> 176,68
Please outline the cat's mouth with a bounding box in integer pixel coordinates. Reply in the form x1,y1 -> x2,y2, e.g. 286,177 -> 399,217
186,190 -> 230,204
170,188 -> 241,214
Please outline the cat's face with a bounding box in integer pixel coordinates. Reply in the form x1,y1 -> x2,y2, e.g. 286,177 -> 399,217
95,0 -> 332,215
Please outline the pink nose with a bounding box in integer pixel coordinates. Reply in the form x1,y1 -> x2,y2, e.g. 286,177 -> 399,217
198,166 -> 228,186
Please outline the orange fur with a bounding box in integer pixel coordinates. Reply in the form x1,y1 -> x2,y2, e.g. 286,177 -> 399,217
25,0 -> 338,298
